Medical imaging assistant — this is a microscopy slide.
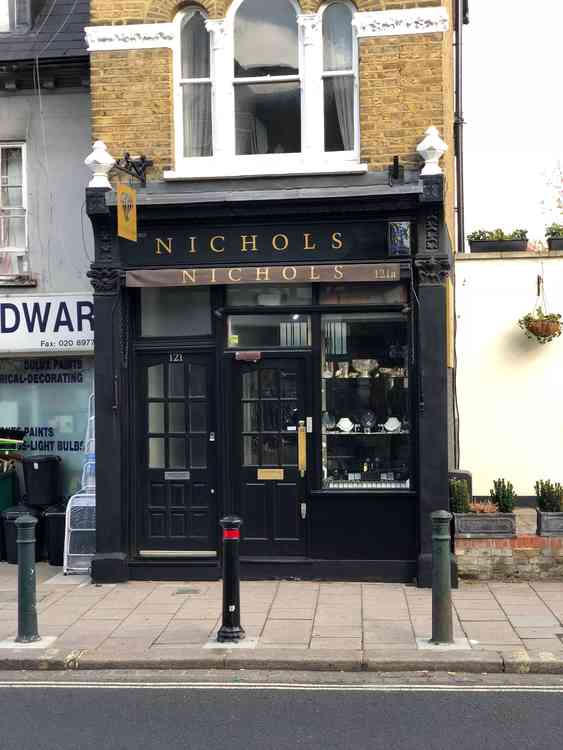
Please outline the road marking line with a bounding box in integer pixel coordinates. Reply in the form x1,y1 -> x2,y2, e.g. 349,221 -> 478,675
0,682 -> 563,693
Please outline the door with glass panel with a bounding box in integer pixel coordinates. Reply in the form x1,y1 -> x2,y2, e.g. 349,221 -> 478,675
233,357 -> 308,557
136,353 -> 216,556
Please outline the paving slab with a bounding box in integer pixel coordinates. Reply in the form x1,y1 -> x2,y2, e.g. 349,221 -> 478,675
463,621 -> 522,645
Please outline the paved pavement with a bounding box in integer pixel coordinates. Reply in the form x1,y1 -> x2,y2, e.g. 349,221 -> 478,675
1,563 -> 563,673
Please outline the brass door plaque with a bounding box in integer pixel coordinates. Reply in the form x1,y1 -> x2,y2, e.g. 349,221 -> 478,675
257,468 -> 284,480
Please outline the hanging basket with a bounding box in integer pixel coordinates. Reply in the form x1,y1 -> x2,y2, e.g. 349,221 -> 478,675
518,310 -> 562,343
526,318 -> 561,339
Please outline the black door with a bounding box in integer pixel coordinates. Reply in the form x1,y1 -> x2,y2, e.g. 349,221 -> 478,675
136,353 -> 217,557
232,357 -> 309,557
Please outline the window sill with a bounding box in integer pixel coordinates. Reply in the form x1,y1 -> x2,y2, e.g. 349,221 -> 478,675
0,275 -> 37,288
163,156 -> 367,181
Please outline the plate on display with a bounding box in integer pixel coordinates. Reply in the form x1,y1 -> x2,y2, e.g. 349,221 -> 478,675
337,417 -> 354,433
383,417 -> 401,433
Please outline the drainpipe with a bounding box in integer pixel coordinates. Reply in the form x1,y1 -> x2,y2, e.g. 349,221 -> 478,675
454,0 -> 469,252
452,2 -> 470,468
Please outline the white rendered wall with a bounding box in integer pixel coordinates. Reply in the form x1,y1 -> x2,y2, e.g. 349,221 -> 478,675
455,253 -> 563,496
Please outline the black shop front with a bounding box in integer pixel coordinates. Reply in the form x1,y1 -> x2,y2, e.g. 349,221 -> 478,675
86,173 -> 452,585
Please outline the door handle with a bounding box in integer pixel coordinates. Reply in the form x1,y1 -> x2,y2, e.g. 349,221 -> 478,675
298,419 -> 307,478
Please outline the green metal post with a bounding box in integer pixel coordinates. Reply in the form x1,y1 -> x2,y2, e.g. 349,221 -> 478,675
15,514 -> 40,643
431,509 -> 453,644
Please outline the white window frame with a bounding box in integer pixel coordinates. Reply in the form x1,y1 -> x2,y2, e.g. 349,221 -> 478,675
172,8 -> 214,166
0,142 -> 28,270
166,0 -> 365,181
0,0 -> 15,33
319,0 -> 360,160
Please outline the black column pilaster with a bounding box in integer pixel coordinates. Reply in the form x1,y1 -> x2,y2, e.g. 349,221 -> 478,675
415,176 -> 457,588
86,188 -> 129,583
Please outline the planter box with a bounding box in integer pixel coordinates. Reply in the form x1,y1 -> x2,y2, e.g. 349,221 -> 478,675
454,512 -> 516,538
537,509 -> 563,537
469,239 -> 528,253
547,238 -> 563,251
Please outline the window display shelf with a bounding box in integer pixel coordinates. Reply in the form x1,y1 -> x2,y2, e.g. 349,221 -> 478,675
323,431 -> 410,437
325,479 -> 410,490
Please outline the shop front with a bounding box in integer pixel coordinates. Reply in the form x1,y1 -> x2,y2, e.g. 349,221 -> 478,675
87,174 -> 452,585
0,294 -> 95,497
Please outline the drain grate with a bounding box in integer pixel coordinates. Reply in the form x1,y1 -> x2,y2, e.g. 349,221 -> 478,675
174,587 -> 201,596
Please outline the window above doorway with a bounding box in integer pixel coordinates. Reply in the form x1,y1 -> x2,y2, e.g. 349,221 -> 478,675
166,0 -> 365,181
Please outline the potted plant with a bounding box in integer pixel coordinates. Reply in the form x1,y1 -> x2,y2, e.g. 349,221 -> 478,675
467,228 -> 528,253
518,307 -> 561,343
454,478 -> 517,538
545,223 -> 563,251
450,478 -> 470,514
535,480 -> 563,536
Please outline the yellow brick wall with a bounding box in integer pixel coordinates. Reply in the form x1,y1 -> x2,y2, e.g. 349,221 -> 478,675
91,1 -> 442,24
90,0 -> 455,246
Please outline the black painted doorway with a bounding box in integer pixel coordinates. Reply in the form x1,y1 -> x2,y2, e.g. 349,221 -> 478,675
135,352 -> 217,557
232,356 -> 310,558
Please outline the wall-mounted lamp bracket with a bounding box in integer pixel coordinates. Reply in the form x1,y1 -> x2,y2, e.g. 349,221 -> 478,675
113,153 -> 153,187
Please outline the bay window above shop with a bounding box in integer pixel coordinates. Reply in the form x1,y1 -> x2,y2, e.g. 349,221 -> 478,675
166,0 -> 364,180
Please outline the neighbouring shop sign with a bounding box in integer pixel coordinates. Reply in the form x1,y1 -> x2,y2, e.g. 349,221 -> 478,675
0,294 -> 94,354
126,263 -> 402,287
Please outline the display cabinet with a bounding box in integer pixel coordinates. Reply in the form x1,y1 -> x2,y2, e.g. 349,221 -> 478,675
320,313 -> 411,490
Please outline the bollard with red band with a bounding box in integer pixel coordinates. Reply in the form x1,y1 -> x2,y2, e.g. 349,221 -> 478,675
217,515 -> 245,643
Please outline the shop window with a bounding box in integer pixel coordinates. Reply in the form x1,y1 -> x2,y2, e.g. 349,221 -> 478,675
227,314 -> 311,348
0,357 -> 94,495
140,287 -> 211,337
226,284 -> 312,307
168,1 -> 363,180
322,3 -> 357,153
319,283 -> 408,305
0,144 -> 28,278
320,313 -> 411,490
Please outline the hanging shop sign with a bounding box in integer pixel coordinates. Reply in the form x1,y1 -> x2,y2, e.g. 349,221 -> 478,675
0,294 -> 94,354
117,183 -> 138,242
126,263 -> 402,288
123,220 -> 394,267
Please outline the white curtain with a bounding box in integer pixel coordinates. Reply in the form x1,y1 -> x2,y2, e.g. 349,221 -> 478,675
181,12 -> 212,157
323,4 -> 354,151
329,78 -> 354,151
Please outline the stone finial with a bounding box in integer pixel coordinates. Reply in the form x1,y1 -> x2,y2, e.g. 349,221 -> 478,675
84,141 -> 116,189
416,126 -> 448,176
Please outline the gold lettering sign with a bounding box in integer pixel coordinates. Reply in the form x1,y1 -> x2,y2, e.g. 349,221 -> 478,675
153,231 -> 346,257
126,263 -> 401,288
257,468 -> 285,481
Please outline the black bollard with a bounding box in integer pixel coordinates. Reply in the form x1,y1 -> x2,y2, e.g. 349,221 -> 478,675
217,515 -> 245,643
431,509 -> 453,644
15,514 -> 40,643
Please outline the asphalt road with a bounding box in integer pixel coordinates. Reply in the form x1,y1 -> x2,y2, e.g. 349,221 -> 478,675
1,671 -> 562,750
